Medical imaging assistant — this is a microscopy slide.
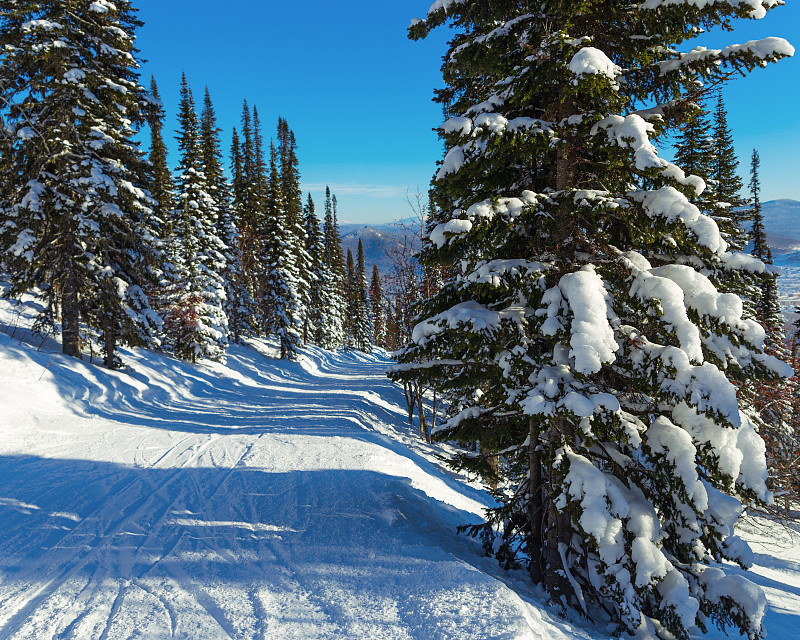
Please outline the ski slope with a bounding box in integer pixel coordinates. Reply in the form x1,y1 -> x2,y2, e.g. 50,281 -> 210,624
0,300 -> 590,640
0,293 -> 798,640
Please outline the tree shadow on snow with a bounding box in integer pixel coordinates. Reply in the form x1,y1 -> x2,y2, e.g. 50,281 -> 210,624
0,334 -> 489,515
0,455 -> 523,640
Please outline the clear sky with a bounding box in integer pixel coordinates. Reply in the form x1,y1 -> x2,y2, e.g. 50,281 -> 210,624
134,0 -> 799,224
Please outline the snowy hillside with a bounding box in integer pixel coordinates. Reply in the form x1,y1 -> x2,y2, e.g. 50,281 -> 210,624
339,221 -> 420,279
0,293 -> 798,640
774,253 -> 800,319
761,200 -> 800,317
762,199 -> 800,254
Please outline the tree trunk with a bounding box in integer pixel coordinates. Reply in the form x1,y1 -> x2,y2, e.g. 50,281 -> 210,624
416,381 -> 429,442
544,417 -> 574,604
53,281 -> 62,322
231,306 -> 240,345
529,418 -> 544,584
556,93 -> 577,192
103,317 -> 117,370
404,381 -> 416,425
431,387 -> 438,432
487,453 -> 500,491
543,94 -> 579,602
61,271 -> 82,360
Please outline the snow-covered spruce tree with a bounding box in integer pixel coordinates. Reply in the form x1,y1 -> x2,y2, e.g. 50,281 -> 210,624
343,246 -> 372,352
0,0 -> 161,366
142,75 -> 175,324
261,141 -> 301,359
370,263 -> 385,348
146,76 -> 174,237
352,239 -> 373,352
249,105 -> 269,325
749,150 -> 768,262
673,102 -> 715,211
392,1 -> 793,638
200,88 -> 253,344
344,248 -> 357,348
231,100 -> 261,309
748,153 -> 793,504
697,93 -> 757,321
303,193 -> 333,346
322,186 -> 347,348
165,73 -> 228,362
709,93 -> 749,250
277,117 -> 311,338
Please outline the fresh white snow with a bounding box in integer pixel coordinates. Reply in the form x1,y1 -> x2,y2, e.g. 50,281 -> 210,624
568,48 -> 622,81
0,291 -> 585,640
0,289 -> 798,640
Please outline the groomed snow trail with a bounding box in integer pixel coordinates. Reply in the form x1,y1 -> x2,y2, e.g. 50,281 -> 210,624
1,296 -> 799,640
0,323 -> 592,640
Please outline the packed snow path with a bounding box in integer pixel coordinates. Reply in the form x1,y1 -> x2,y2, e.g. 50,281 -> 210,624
1,324 -> 799,640
0,332 -> 591,640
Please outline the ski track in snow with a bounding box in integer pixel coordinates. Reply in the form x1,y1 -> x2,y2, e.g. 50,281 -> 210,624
0,293 -> 798,640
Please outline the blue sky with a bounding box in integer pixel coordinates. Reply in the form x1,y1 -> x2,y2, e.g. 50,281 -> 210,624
135,0 -> 799,224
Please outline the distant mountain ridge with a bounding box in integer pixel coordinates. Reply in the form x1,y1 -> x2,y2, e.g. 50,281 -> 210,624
337,200 -> 800,278
760,199 -> 800,253
339,221 -> 421,279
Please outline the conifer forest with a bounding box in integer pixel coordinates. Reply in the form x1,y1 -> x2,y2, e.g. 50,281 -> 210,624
0,2 -> 799,640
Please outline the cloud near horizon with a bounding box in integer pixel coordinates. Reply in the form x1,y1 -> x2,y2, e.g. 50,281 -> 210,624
301,183 -> 424,199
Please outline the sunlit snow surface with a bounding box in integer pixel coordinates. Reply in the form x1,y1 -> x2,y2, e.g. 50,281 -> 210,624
0,286 -> 798,640
0,289 -> 591,640
775,253 -> 800,319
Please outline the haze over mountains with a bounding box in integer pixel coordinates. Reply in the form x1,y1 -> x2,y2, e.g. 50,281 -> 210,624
762,199 -> 800,256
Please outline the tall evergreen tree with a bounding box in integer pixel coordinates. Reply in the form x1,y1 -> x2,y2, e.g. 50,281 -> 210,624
240,101 -> 257,220
143,75 -> 176,341
226,125 -> 257,341
147,76 -> 174,237
748,154 -> 792,500
370,264 -> 385,348
345,248 -> 357,348
392,2 -> 792,637
252,107 -> 269,207
322,186 -> 347,348
353,239 -> 373,352
164,73 -> 228,362
235,100 -> 260,302
699,93 -> 757,320
277,118 -> 302,229
262,141 -> 301,359
0,0 -> 161,366
277,117 -> 310,337
201,88 -> 253,344
750,150 -> 768,262
709,93 -> 748,250
230,126 -> 245,212
199,89 -> 225,206
325,191 -> 346,276
673,102 -> 714,210
303,193 -> 325,345
248,107 -> 272,332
